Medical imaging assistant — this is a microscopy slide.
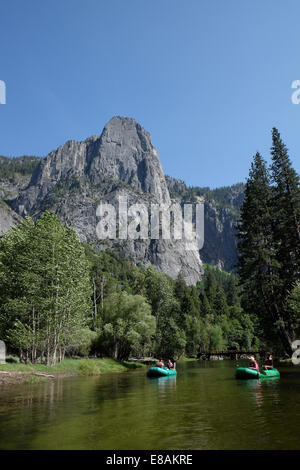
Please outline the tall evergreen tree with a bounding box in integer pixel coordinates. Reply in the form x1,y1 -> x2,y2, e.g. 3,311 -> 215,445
204,269 -> 217,307
264,128 -> 300,354
237,152 -> 288,350
286,282 -> 300,339
238,133 -> 300,355
227,275 -> 240,307
201,293 -> 213,317
270,128 -> 300,319
214,285 -> 228,316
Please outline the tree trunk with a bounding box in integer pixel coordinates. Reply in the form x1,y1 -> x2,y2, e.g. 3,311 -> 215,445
113,343 -> 118,360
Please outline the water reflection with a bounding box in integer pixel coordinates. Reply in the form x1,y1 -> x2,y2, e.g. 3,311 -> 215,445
250,380 -> 264,409
149,376 -> 177,395
237,375 -> 281,430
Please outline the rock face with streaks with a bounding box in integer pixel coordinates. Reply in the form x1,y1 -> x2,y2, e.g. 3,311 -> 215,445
0,203 -> 22,236
165,176 -> 243,271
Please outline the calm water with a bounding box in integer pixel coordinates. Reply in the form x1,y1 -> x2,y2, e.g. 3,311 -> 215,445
0,360 -> 299,450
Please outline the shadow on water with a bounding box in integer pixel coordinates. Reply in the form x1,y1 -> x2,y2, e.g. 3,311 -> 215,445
0,360 -> 299,450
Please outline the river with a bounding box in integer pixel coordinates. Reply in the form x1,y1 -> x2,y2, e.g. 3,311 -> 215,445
0,360 -> 299,450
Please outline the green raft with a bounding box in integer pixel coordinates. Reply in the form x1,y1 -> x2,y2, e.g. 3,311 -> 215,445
147,366 -> 177,378
236,366 -> 280,380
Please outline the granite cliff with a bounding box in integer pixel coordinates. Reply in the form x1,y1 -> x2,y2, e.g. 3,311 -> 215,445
0,117 -> 243,283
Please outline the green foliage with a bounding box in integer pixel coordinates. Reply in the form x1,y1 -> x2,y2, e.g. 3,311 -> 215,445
226,275 -> 240,306
84,247 -> 259,358
135,267 -> 186,359
94,291 -> 155,360
270,128 -> 300,328
0,211 -> 92,365
238,130 -> 300,355
0,155 -> 41,181
286,283 -> 300,337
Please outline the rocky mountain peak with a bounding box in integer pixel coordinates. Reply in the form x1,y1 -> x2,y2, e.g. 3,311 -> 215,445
25,117 -> 170,212
88,116 -> 170,203
100,116 -> 152,151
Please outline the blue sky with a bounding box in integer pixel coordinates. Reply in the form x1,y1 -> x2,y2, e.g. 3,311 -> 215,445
1,0 -> 300,188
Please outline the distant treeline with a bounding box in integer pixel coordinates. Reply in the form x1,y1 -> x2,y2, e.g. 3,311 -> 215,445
166,175 -> 244,214
0,155 -> 41,180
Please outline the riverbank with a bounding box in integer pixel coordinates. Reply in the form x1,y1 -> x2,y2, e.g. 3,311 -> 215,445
0,358 -> 145,386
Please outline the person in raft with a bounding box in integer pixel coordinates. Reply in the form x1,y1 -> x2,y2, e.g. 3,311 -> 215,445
248,355 -> 259,371
167,359 -> 176,370
262,353 -> 273,370
156,359 -> 164,368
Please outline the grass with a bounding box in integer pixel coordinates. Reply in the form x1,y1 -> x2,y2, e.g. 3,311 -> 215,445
25,375 -> 48,385
0,357 -> 145,377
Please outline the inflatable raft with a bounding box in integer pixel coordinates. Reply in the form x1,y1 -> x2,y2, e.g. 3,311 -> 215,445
147,366 -> 177,378
235,367 -> 280,379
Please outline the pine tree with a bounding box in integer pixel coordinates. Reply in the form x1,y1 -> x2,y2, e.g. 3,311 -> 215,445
270,128 -> 300,325
286,282 -> 300,338
204,269 -> 217,307
214,285 -> 229,316
227,275 -> 240,307
238,136 -> 300,355
201,293 -> 213,316
238,152 -> 274,302
237,152 -> 287,350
